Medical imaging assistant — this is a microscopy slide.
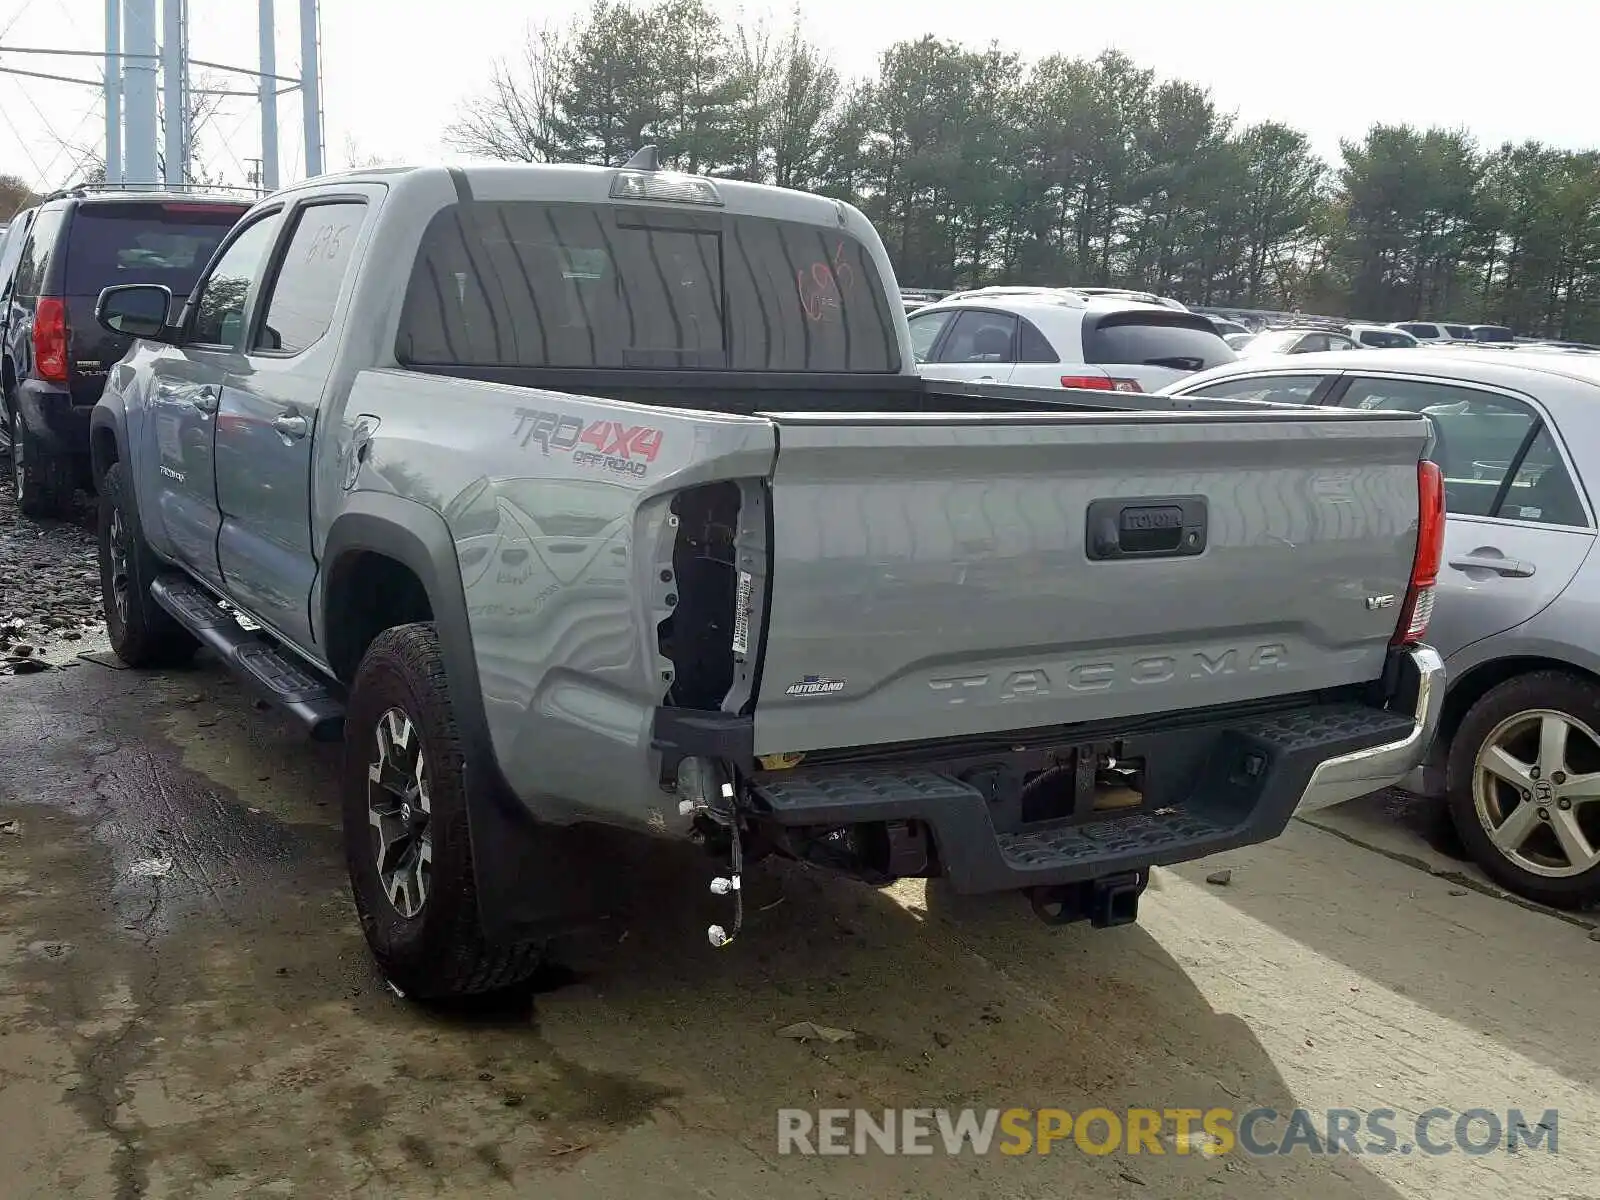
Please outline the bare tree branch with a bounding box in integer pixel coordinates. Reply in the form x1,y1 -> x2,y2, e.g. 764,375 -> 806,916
342,134 -> 393,169
444,23 -> 571,162
169,72 -> 231,184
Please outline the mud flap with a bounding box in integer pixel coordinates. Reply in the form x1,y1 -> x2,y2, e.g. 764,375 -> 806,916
461,759 -> 613,948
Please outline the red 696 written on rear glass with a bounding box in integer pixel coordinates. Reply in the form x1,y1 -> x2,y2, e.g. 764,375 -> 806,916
797,241 -> 857,323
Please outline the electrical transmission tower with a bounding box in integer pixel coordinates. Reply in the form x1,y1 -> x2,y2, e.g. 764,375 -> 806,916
0,0 -> 324,189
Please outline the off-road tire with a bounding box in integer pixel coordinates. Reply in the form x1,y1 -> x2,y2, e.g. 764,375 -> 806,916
1446,670 -> 1600,908
97,462 -> 198,667
10,402 -> 74,519
343,623 -> 545,999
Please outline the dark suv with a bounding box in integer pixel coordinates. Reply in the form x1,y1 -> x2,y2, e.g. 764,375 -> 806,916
1,187 -> 249,516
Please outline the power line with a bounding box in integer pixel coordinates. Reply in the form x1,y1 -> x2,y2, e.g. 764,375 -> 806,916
0,0 -> 39,44
9,64 -> 81,170
53,0 -> 94,56
212,105 -> 258,184
36,94 -> 104,183
0,77 -> 50,184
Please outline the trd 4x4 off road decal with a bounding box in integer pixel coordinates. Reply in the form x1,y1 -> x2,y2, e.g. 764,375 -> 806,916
511,407 -> 665,479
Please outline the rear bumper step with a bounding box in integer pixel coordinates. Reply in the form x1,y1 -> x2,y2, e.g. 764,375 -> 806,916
150,575 -> 345,741
747,646 -> 1444,893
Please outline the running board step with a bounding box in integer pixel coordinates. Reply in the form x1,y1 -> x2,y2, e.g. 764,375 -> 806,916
150,575 -> 344,741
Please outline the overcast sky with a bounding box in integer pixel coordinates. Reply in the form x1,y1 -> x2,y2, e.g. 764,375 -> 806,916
0,0 -> 1593,191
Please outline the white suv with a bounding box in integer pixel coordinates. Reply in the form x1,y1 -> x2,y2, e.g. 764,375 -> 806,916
906,289 -> 1235,392
1390,321 -> 1478,344
1346,323 -> 1420,349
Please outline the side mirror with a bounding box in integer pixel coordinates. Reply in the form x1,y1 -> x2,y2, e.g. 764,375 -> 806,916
96,284 -> 174,341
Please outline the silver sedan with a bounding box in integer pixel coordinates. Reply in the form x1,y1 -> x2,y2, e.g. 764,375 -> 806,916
1164,348 -> 1600,908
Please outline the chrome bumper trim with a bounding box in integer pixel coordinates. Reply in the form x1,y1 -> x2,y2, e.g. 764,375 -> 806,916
1295,645 -> 1445,814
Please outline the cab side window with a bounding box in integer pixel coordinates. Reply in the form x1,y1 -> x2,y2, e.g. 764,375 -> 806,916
253,201 -> 366,355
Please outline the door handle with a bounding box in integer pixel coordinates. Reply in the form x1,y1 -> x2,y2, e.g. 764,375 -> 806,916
1449,554 -> 1535,578
272,413 -> 308,439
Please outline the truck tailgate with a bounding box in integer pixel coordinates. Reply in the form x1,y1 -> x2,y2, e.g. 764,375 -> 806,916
752,409 -> 1430,756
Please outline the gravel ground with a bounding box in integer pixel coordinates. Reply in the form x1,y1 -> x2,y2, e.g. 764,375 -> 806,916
0,463 -> 108,672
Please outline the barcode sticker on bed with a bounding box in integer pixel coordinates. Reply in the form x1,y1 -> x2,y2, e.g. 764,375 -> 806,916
731,570 -> 753,656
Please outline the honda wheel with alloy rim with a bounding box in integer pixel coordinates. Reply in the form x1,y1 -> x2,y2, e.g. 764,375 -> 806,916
1446,670 -> 1600,908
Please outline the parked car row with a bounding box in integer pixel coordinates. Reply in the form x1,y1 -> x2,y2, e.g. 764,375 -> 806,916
1225,321 -> 1571,359
1161,348 -> 1600,907
900,287 -> 1555,359
0,184 -> 253,516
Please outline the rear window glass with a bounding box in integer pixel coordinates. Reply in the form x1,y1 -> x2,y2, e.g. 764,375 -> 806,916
64,203 -> 245,296
1473,326 -> 1514,342
1357,329 -> 1414,348
397,201 -> 900,372
1083,311 -> 1233,372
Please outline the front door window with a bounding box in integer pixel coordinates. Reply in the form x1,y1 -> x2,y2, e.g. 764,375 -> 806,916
189,215 -> 281,348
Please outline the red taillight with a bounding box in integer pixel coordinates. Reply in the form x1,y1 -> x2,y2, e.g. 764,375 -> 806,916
1060,375 -> 1142,392
33,297 -> 68,383
1393,459 -> 1445,645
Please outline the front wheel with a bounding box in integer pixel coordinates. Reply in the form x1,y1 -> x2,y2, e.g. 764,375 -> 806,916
97,462 -> 197,667
1446,671 -> 1600,908
342,623 -> 545,998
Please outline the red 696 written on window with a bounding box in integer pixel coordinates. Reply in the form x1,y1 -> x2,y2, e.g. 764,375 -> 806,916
797,241 -> 857,323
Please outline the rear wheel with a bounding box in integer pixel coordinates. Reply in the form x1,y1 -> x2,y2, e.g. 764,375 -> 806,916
342,623 -> 545,999
10,402 -> 74,519
1446,671 -> 1600,908
97,462 -> 197,667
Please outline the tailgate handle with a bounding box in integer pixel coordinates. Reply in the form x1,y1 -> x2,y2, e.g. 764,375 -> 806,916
1086,496 -> 1208,561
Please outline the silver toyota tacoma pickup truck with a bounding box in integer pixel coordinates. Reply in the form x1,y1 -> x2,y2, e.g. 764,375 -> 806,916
87,154 -> 1445,998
